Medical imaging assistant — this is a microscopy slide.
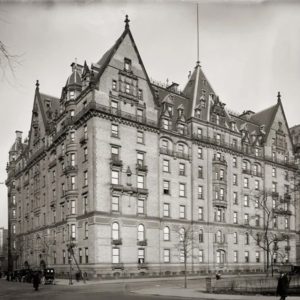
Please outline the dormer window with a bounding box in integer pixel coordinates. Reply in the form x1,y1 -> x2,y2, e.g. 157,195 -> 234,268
201,99 -> 206,108
167,105 -> 173,116
216,114 -> 220,125
178,124 -> 185,135
138,89 -> 143,100
69,91 -> 75,99
112,80 -> 117,91
162,119 -> 169,130
125,83 -> 130,94
124,58 -> 132,72
231,122 -> 235,131
178,109 -> 183,117
195,109 -> 201,118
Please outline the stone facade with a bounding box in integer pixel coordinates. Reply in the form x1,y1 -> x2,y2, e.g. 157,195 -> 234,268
0,227 -> 8,272
6,17 -> 299,278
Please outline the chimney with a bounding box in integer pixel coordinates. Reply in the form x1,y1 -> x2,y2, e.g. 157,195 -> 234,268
15,130 -> 22,142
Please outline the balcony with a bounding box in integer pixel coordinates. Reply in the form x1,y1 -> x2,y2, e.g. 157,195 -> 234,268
136,163 -> 148,172
242,169 -> 252,176
273,208 -> 292,215
212,154 -> 227,165
284,194 -> 291,201
112,239 -> 122,245
111,184 -> 124,192
63,165 -> 78,175
212,199 -> 227,208
137,188 -> 148,195
137,240 -> 147,246
111,156 -> 123,167
137,261 -> 148,270
272,192 -> 279,199
112,263 -> 124,270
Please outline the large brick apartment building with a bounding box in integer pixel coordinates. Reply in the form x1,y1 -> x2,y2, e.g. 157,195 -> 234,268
6,17 -> 299,278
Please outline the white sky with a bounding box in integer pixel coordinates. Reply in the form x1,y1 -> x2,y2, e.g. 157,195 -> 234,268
0,0 -> 300,228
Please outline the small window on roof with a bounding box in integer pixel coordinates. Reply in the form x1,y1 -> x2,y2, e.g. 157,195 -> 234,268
124,58 -> 132,72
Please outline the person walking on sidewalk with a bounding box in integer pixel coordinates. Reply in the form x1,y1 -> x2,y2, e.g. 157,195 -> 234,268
277,272 -> 291,300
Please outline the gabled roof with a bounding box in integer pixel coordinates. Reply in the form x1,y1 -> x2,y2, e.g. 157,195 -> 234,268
94,17 -> 159,106
182,62 -> 216,119
249,103 -> 278,137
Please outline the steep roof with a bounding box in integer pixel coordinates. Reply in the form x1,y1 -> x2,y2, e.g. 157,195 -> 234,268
94,16 -> 159,106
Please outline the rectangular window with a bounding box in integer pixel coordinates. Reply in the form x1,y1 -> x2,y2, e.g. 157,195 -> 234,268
79,249 -> 82,264
63,250 -> 66,264
198,166 -> 203,178
71,200 -> 76,215
179,205 -> 185,219
70,132 -> 75,142
70,153 -> 76,166
234,251 -> 238,263
256,251 -> 260,263
138,248 -> 145,264
70,176 -> 76,190
245,251 -> 249,263
83,196 -> 88,214
233,212 -> 238,224
255,215 -> 260,227
220,188 -> 224,200
244,195 -> 249,207
111,145 -> 119,161
180,249 -> 185,263
255,180 -> 260,190
179,163 -> 185,176
137,131 -> 144,144
233,174 -> 238,185
272,182 -> 277,193
137,175 -> 145,189
71,224 -> 76,240
137,199 -> 145,214
137,152 -> 144,166
85,248 -> 89,263
198,185 -> 203,199
112,196 -> 119,212
179,183 -> 186,197
198,147 -> 203,159
163,203 -> 170,217
163,249 -> 170,263
197,127 -> 202,137
83,171 -> 88,186
198,207 -> 204,221
112,80 -> 117,91
233,192 -> 238,205
234,232 -> 238,244
233,157 -> 237,167
163,160 -> 170,172
199,250 -> 204,263
111,171 -> 119,185
83,147 -> 88,161
84,222 -> 88,239
163,181 -> 170,195
272,167 -> 276,177
244,177 -> 249,188
124,58 -> 131,72
83,125 -> 88,139
112,248 -> 120,264
111,124 -> 119,137
244,213 -> 249,225
138,89 -> 143,100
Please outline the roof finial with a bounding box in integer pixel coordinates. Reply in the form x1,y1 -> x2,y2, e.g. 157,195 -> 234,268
277,91 -> 281,102
125,15 -> 130,29
36,80 -> 39,89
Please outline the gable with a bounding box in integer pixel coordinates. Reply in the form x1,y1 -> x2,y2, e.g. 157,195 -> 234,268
266,103 -> 293,152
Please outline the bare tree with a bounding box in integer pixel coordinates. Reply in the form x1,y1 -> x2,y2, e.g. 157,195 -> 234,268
0,40 -> 20,80
247,189 -> 293,276
174,225 -> 197,288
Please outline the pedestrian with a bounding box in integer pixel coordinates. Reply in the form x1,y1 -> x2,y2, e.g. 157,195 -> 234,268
277,272 -> 291,300
216,271 -> 221,280
32,272 -> 40,291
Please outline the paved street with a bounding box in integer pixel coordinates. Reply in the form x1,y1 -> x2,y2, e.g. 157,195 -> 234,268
0,278 -> 203,300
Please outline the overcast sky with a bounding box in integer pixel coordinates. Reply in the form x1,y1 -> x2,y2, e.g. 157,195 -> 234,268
0,0 -> 300,228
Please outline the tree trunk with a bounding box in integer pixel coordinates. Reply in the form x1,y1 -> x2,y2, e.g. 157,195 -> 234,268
184,254 -> 187,288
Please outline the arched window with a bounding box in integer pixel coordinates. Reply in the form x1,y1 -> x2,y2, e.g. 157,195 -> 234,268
112,222 -> 119,240
179,227 -> 185,241
163,226 -> 170,241
162,139 -> 169,150
138,224 -> 145,241
216,250 -> 226,264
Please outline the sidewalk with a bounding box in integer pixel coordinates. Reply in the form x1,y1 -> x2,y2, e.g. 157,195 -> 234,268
133,286 -> 300,300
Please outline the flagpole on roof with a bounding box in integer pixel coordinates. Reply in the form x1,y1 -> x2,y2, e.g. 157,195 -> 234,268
196,3 -> 200,65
